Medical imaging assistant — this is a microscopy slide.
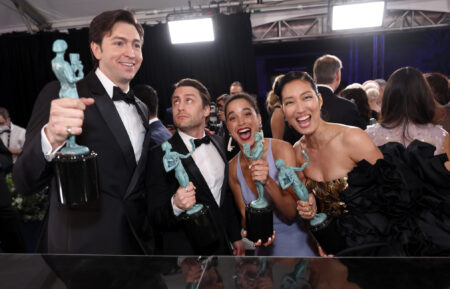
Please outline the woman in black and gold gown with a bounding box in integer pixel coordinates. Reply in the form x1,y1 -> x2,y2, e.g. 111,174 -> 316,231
274,71 -> 450,256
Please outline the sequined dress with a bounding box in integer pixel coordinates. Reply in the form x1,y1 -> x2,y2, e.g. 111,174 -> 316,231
306,140 -> 450,256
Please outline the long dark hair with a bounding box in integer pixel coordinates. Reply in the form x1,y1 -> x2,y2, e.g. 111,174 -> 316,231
341,88 -> 371,121
273,71 -> 319,102
381,67 -> 435,142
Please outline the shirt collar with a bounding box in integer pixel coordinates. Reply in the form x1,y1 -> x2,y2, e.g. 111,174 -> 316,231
178,130 -> 206,152
148,117 -> 159,125
95,68 -> 129,99
317,84 -> 334,93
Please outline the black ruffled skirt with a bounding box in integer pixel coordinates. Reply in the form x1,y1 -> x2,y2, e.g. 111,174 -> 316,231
316,140 -> 450,256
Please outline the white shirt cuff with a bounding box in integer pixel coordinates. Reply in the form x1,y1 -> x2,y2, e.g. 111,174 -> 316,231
41,124 -> 65,162
171,195 -> 185,217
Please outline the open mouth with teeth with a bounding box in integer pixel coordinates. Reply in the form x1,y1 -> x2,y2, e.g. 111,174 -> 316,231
237,127 -> 252,141
120,62 -> 135,70
296,115 -> 311,128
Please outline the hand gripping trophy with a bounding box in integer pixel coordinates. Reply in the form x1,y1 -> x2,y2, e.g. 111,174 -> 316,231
275,151 -> 327,227
242,132 -> 274,243
161,140 -> 220,253
52,39 -> 99,209
276,151 -> 344,254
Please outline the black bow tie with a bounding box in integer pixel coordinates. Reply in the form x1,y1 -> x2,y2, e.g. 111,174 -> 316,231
193,135 -> 211,148
112,86 -> 135,104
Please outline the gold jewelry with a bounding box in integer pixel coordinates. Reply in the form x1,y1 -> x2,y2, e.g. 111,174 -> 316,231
66,126 -> 72,137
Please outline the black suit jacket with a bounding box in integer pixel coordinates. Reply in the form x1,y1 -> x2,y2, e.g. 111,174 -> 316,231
146,132 -> 241,255
13,70 -> 152,254
318,86 -> 367,129
0,140 -> 12,208
148,119 -> 172,148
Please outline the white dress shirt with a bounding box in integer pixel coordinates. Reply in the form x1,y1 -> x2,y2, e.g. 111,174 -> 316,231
171,130 -> 225,216
41,68 -> 146,163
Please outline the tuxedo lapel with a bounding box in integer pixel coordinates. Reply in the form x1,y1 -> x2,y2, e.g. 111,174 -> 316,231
83,71 -> 136,172
170,132 -> 218,209
210,135 -> 228,207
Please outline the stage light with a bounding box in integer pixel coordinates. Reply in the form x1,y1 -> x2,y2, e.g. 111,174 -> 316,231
168,18 -> 215,44
332,1 -> 385,31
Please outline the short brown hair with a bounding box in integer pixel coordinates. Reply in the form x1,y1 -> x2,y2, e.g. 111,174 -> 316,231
313,54 -> 342,84
89,9 -> 144,68
173,78 -> 211,107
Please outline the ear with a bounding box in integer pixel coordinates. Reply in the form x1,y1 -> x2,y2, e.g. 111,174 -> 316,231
336,70 -> 341,84
258,113 -> 262,125
203,104 -> 211,118
318,93 -> 323,109
90,42 -> 102,62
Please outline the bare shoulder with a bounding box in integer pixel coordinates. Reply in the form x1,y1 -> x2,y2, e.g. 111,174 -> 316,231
271,138 -> 295,157
341,126 -> 383,164
228,154 -> 239,179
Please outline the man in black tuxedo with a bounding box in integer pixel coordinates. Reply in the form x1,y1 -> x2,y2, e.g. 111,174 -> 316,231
13,10 -> 152,254
0,140 -> 26,252
134,84 -> 172,148
147,78 -> 245,255
313,54 -> 367,129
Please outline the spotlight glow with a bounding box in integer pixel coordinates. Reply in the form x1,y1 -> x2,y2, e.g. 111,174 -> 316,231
168,18 -> 215,44
332,1 -> 385,30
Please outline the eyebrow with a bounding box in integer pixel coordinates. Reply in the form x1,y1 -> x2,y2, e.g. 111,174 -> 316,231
227,107 -> 252,117
284,90 -> 314,100
111,36 -> 141,43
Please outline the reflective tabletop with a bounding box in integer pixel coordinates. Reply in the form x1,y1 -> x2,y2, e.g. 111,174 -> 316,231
1,255 -> 449,289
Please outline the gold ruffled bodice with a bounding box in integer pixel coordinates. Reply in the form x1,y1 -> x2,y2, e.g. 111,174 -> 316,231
305,177 -> 349,215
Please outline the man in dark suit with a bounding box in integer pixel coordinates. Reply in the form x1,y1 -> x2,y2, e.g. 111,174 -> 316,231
134,84 -> 172,148
313,54 -> 367,129
0,140 -> 26,252
13,10 -> 152,254
147,78 -> 245,256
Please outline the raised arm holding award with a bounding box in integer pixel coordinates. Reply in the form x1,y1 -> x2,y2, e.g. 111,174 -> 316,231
51,39 -> 99,209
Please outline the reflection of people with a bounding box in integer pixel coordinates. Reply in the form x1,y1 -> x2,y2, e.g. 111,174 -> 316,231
13,10 -> 151,254
226,93 -> 315,256
276,71 -> 450,256
180,257 -> 224,289
234,258 -> 273,289
147,78 -> 244,255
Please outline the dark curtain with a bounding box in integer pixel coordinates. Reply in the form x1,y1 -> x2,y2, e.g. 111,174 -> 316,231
0,13 -> 257,128
134,13 -> 257,118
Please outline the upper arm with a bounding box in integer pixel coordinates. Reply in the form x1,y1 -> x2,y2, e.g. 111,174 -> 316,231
345,128 -> 383,165
228,159 -> 246,222
270,108 -> 285,140
443,132 -> 450,171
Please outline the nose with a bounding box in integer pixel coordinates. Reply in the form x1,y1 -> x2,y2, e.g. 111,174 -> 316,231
124,43 -> 135,58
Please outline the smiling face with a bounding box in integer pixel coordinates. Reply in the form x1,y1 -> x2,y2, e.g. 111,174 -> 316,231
226,98 -> 261,146
281,79 -> 323,136
172,86 -> 210,136
91,21 -> 143,89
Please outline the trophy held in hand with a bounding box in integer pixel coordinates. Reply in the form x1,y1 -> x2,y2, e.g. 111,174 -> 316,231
52,39 -> 99,209
161,140 -> 220,254
276,150 -> 346,255
243,132 -> 273,244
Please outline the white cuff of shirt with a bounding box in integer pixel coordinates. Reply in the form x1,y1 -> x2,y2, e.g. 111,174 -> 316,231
171,195 -> 185,217
41,124 -> 65,162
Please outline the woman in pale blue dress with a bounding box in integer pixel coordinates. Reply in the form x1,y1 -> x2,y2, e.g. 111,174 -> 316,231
226,93 -> 316,256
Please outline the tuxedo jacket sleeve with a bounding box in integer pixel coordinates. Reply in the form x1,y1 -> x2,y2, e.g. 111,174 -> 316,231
0,140 -> 12,208
146,132 -> 241,254
13,71 -> 152,254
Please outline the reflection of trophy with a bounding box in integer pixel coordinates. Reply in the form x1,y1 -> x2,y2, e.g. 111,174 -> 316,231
280,259 -> 310,289
242,132 -> 273,243
162,140 -> 220,254
276,151 -> 345,255
51,39 -> 99,209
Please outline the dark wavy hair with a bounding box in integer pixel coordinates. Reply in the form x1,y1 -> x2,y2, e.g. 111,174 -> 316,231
424,72 -> 449,105
381,67 -> 435,130
89,10 -> 144,68
224,92 -> 260,118
173,78 -> 211,107
273,71 -> 319,103
341,88 -> 371,120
